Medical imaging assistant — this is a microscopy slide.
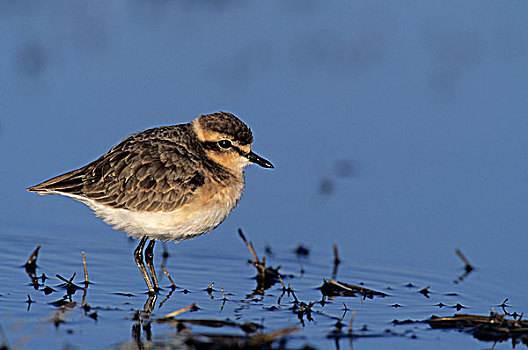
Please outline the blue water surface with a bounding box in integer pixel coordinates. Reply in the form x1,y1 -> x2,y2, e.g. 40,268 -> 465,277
1,1 -> 527,349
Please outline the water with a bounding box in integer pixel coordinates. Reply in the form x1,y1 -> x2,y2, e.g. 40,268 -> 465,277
1,222 -> 518,349
1,1 -> 528,349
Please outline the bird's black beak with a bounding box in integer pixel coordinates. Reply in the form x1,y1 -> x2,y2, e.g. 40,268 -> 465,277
247,151 -> 274,168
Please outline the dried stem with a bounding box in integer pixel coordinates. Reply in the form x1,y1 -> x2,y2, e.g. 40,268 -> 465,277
159,303 -> 196,319
160,264 -> 176,288
333,244 -> 341,265
238,228 -> 259,262
81,251 -> 89,284
455,248 -> 474,272
278,274 -> 286,290
25,245 -> 41,266
289,284 -> 299,303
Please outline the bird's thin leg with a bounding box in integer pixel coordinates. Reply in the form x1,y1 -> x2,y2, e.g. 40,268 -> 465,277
143,293 -> 157,314
144,240 -> 160,292
134,237 -> 155,294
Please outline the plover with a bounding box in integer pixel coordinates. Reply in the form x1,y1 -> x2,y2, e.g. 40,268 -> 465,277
27,112 -> 274,294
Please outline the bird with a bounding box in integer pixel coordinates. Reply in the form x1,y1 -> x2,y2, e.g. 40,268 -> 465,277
27,112 -> 274,294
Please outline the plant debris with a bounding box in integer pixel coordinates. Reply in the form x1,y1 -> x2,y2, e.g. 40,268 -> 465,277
454,248 -> 474,284
158,318 -> 263,334
160,263 -> 177,289
426,312 -> 528,345
180,326 -> 298,349
455,248 -> 474,273
418,286 -> 430,298
332,244 -> 340,279
81,251 -> 91,286
320,279 -> 387,299
16,232 -> 528,349
238,228 -> 282,291
24,245 -> 41,275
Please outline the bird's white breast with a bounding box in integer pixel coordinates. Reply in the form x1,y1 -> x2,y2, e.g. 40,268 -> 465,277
48,182 -> 244,241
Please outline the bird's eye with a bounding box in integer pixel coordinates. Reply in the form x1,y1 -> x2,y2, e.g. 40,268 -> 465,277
218,140 -> 232,149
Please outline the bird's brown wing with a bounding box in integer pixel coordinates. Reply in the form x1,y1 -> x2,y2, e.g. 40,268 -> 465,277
28,125 -> 208,212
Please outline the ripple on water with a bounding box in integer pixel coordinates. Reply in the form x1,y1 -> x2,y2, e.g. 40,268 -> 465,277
0,224 -> 525,349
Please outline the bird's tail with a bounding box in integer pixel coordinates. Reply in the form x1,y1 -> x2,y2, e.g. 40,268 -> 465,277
27,166 -> 87,195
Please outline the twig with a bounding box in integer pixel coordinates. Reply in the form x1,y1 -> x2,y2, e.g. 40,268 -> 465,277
289,284 -> 299,303
500,298 -> 510,315
419,285 -> 430,298
238,228 -> 259,262
455,248 -> 474,272
333,244 -> 341,265
81,251 -> 89,285
160,264 -> 176,288
81,288 -> 87,306
219,285 -> 227,313
220,285 -> 227,300
56,273 -> 85,290
24,245 -> 41,277
205,282 -> 215,299
65,272 -> 76,284
332,244 -> 340,279
278,274 -> 286,290
25,245 -> 41,266
55,272 -> 86,296
158,303 -> 196,319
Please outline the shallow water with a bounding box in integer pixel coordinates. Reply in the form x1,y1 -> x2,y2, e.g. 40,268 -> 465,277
2,1 -> 528,349
1,219 -> 526,349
